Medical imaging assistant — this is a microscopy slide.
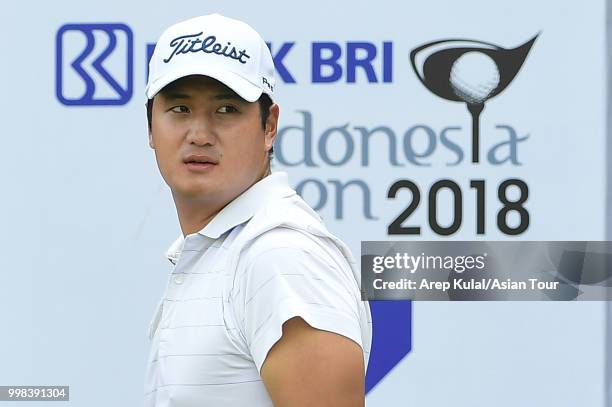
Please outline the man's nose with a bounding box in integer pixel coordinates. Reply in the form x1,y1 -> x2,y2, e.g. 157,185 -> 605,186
186,115 -> 217,146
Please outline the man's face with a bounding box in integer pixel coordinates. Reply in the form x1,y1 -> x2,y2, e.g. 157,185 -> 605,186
148,75 -> 278,206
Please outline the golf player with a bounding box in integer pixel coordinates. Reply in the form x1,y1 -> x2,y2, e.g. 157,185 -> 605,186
143,14 -> 372,406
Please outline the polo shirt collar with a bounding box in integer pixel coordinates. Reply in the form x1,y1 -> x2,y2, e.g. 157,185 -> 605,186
165,171 -> 295,264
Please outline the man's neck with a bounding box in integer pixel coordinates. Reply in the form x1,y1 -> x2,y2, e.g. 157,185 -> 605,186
173,164 -> 272,237
174,198 -> 224,237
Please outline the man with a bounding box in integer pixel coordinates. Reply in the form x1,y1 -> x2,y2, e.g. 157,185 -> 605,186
143,14 -> 372,407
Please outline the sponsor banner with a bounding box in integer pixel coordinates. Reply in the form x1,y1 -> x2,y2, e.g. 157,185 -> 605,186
1,1 -> 606,406
362,241 -> 612,300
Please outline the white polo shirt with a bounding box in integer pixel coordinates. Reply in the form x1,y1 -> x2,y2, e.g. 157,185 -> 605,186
144,171 -> 372,406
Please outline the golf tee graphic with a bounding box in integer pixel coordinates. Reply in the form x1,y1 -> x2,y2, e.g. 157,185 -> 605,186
410,35 -> 538,163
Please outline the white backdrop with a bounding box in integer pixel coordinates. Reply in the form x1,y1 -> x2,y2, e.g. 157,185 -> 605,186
0,0 -> 608,406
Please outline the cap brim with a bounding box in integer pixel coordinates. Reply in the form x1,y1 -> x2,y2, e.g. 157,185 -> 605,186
145,66 -> 263,102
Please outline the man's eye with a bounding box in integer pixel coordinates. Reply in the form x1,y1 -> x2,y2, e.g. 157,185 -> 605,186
170,105 -> 190,113
217,105 -> 238,113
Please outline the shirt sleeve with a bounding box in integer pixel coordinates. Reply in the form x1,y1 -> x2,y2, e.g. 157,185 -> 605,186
230,242 -> 364,374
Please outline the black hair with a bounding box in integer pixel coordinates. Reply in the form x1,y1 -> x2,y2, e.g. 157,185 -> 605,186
146,93 -> 275,158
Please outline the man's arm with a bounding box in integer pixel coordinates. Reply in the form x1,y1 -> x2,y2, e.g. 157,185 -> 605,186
260,316 -> 365,407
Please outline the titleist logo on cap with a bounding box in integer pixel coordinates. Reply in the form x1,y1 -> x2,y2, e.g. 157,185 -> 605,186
163,31 -> 251,64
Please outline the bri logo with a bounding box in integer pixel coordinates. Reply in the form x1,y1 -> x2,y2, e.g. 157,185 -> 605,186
55,23 -> 133,106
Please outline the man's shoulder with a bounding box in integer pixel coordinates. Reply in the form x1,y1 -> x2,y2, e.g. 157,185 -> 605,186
236,193 -> 330,253
246,192 -> 322,230
242,226 -> 329,264
228,193 -> 353,274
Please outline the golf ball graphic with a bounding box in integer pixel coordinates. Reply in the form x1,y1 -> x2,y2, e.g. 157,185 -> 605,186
450,51 -> 500,104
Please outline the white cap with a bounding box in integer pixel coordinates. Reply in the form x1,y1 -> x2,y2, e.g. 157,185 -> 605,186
145,14 -> 275,102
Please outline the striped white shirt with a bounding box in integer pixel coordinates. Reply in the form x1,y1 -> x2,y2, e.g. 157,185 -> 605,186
144,171 -> 372,406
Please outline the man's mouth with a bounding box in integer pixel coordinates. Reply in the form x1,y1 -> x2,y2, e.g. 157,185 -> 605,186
183,154 -> 218,170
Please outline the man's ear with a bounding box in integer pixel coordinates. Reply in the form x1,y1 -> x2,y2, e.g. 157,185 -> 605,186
146,99 -> 156,149
264,103 -> 280,152
148,130 -> 155,149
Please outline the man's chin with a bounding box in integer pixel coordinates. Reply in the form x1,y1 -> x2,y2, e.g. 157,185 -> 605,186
171,184 -> 221,201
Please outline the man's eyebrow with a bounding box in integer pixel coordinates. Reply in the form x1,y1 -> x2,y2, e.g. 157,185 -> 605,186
214,93 -> 242,101
160,91 -> 244,101
162,92 -> 191,100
